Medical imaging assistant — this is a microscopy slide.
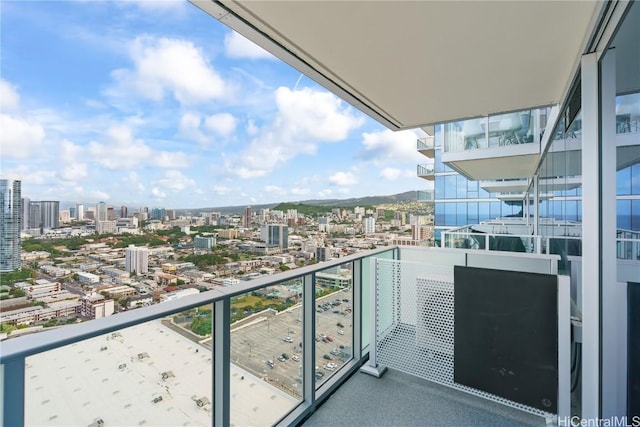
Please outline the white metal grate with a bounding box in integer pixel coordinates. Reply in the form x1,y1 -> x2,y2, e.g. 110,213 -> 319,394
374,259 -> 554,418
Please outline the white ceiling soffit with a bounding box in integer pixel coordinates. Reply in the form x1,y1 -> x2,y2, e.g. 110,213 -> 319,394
192,0 -> 602,130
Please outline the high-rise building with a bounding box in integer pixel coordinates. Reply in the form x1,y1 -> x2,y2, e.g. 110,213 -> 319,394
194,235 -> 216,251
0,179 -> 22,272
260,224 -> 288,250
363,216 -> 376,234
39,201 -> 60,229
69,207 -> 76,219
125,245 -> 149,274
243,206 -> 252,229
96,201 -> 107,222
76,203 -> 84,221
60,210 -> 71,223
25,200 -> 60,230
107,206 -> 116,221
120,205 -> 128,219
28,202 -> 41,230
21,196 -> 30,230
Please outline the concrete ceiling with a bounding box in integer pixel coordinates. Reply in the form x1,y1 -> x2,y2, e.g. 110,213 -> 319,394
192,0 -> 602,130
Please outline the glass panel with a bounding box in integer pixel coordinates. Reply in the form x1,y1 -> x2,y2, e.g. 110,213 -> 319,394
25,314 -> 213,426
230,279 -> 302,425
315,262 -> 353,388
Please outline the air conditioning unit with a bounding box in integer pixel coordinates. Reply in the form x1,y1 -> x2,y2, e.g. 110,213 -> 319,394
415,275 -> 454,356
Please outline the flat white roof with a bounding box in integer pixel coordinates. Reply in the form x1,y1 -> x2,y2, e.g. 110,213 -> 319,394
25,319 -> 297,426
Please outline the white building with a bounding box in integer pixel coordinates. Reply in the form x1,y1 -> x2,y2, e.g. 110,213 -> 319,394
125,245 -> 149,274
363,216 -> 376,234
77,271 -> 100,285
80,294 -> 114,319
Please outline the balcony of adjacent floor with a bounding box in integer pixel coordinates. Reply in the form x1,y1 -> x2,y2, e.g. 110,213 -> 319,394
417,136 -> 435,158
440,110 -> 545,181
417,164 -> 435,181
417,190 -> 434,202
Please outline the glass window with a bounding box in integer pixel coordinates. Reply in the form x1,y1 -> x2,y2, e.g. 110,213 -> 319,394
435,176 -> 445,199
617,200 -> 631,230
435,203 -> 445,225
617,167 -> 632,195
444,203 -> 456,226
490,202 -> 501,219
468,202 -> 478,223
632,163 -> 640,195
632,200 -> 640,231
478,202 -> 490,221
456,204 -> 467,226
444,175 -> 457,199
456,176 -> 467,198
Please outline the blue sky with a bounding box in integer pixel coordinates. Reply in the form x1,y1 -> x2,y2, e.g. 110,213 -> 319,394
1,0 -> 429,209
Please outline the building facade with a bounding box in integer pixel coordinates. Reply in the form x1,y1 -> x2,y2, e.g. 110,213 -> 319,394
125,245 -> 149,275
260,224 -> 288,251
0,179 -> 22,272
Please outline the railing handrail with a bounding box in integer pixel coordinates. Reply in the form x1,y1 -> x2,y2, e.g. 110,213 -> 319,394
0,247 -> 395,363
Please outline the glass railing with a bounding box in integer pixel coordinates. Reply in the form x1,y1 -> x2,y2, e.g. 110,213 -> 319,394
417,190 -> 434,202
617,229 -> 640,260
416,137 -> 435,158
616,92 -> 640,135
417,164 -> 435,180
1,247 -> 398,427
443,108 -> 544,153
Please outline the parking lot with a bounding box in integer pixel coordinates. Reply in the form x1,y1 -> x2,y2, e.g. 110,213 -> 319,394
230,288 -> 354,398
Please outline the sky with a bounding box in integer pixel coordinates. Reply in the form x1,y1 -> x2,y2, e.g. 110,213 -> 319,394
1,0 -> 430,209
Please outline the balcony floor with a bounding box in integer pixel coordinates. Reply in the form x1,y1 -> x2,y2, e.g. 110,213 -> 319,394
301,368 -> 547,427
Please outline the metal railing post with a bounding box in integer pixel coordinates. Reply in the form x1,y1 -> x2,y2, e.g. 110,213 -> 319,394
2,357 -> 25,427
213,299 -> 230,427
302,273 -> 315,405
360,258 -> 386,377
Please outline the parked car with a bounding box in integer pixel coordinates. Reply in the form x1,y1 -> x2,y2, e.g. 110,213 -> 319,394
337,322 -> 344,328
266,359 -> 274,368
323,354 -> 332,360
283,336 -> 293,343
281,353 -> 289,360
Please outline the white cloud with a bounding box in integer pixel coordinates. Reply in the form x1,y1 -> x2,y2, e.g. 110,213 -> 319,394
151,187 -> 166,199
123,171 -> 145,193
212,185 -> 232,195
59,140 -> 88,181
225,86 -> 363,178
0,114 -> 45,158
224,31 -> 274,60
153,151 -> 190,168
329,171 -> 358,186
87,124 -> 189,170
317,189 -> 333,198
4,165 -> 55,185
264,185 -> 286,196
88,125 -> 152,169
291,187 -> 311,196
179,112 -> 207,143
85,99 -> 107,109
380,167 -> 402,180
89,190 -> 110,201
153,170 -> 194,191
204,113 -> 237,137
0,80 -> 20,111
360,129 -> 423,163
109,36 -> 227,106
246,120 -> 258,136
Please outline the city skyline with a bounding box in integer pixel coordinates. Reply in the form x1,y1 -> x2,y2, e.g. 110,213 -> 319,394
0,0 -> 430,209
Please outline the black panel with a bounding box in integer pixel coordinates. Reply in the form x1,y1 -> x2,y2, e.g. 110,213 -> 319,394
629,282 -> 640,417
454,266 -> 558,413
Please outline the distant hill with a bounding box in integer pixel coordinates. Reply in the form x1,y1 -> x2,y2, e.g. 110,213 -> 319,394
177,190 -> 419,216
